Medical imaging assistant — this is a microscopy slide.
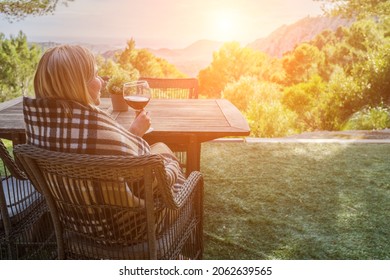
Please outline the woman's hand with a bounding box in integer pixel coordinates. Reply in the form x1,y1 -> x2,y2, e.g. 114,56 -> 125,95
129,110 -> 151,137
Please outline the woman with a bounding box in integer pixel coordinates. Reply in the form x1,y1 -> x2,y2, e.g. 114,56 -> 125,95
24,44 -> 185,194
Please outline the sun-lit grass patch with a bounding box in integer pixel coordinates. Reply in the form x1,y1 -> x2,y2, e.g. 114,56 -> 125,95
201,142 -> 390,259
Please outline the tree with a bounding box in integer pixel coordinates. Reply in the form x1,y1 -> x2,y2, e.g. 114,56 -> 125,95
315,0 -> 390,19
0,31 -> 41,101
96,54 -> 139,98
282,43 -> 325,85
116,39 -> 184,78
282,75 -> 327,130
116,39 -> 137,73
324,66 -> 363,128
346,19 -> 385,52
155,56 -> 186,78
131,48 -> 164,77
0,0 -> 74,22
351,40 -> 390,106
221,76 -> 258,112
246,81 -> 298,137
311,29 -> 338,50
198,42 -> 269,98
97,38 -> 185,96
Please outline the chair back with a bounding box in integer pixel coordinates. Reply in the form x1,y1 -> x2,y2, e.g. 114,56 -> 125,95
14,144 -> 204,259
140,77 -> 199,99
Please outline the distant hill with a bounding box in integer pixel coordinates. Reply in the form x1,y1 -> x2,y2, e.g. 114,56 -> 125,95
147,16 -> 353,76
147,40 -> 224,77
97,40 -> 223,78
58,16 -> 354,77
247,16 -> 354,57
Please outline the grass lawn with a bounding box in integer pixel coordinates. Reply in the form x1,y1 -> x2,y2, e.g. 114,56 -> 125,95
201,142 -> 390,260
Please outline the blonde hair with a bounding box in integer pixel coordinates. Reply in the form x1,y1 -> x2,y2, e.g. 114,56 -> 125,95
34,45 -> 96,106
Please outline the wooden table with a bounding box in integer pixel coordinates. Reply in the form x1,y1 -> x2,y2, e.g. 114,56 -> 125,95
0,97 -> 26,144
0,97 -> 250,175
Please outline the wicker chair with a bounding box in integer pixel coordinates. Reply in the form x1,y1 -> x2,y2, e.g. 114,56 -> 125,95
14,144 -> 204,260
0,139 -> 55,259
140,77 -> 199,173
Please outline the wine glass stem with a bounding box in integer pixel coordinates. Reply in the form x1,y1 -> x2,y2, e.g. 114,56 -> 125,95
135,110 -> 141,117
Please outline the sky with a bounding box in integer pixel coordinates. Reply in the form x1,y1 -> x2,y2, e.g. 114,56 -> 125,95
0,0 -> 325,49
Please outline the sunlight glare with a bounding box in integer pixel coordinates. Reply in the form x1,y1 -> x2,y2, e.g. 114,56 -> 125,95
212,10 -> 239,42
217,16 -> 233,31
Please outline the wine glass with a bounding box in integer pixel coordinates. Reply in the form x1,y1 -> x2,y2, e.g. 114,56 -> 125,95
123,80 -> 153,133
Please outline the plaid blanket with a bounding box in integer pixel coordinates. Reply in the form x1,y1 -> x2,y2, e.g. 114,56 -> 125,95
23,97 -> 183,190
23,97 -> 150,155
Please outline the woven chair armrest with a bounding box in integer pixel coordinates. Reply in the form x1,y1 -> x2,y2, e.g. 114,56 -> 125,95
169,171 -> 203,208
0,140 -> 28,180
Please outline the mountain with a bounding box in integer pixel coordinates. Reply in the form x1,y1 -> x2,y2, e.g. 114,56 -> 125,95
147,16 -> 353,76
147,40 -> 224,77
97,16 -> 354,77
97,40 -> 223,78
247,16 -> 354,57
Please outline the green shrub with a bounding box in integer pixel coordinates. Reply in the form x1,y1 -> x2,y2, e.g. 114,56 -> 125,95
246,100 -> 298,137
221,76 -> 258,112
245,82 -> 298,137
343,105 -> 390,130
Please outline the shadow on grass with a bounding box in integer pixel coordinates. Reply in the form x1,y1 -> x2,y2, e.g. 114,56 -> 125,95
201,142 -> 390,260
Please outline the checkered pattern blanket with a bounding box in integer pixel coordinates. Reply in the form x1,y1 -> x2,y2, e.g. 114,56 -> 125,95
23,97 -> 150,155
23,97 -> 184,191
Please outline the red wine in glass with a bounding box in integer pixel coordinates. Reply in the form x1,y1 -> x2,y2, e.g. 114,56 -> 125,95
123,80 -> 153,133
124,95 -> 150,111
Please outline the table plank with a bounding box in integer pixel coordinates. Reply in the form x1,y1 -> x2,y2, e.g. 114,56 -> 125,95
216,99 -> 250,132
0,96 -> 23,111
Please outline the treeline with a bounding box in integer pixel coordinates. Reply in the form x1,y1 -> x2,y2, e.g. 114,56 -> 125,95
0,36 -> 185,102
96,39 -> 186,97
197,1 -> 390,136
199,17 -> 390,136
0,31 -> 41,102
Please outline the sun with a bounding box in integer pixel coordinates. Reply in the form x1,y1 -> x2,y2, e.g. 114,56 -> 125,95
212,10 -> 239,41
216,16 -> 233,32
